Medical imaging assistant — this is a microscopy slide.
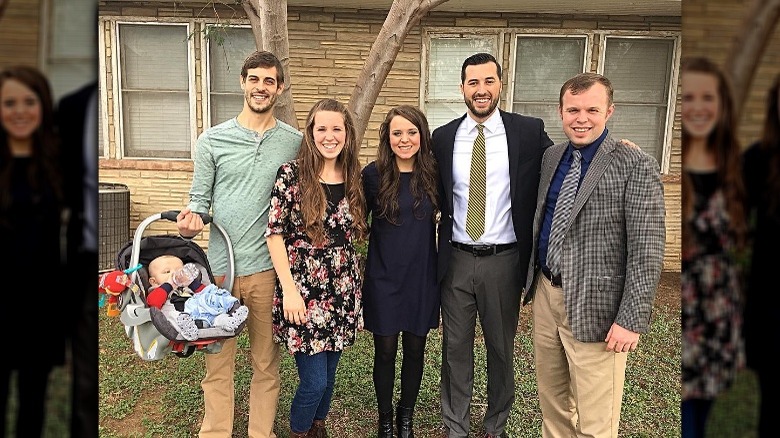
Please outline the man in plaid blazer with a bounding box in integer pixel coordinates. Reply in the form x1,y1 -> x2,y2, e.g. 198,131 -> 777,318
523,72 -> 665,438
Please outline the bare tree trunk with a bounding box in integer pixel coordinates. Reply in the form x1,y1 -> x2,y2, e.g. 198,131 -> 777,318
243,0 -> 298,129
724,0 -> 780,114
241,1 -> 263,51
349,0 -> 450,146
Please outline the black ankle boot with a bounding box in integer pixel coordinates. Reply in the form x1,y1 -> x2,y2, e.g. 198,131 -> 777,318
378,407 -> 394,438
396,405 -> 414,438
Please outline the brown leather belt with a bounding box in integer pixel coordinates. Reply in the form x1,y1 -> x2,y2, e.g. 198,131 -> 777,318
541,267 -> 562,288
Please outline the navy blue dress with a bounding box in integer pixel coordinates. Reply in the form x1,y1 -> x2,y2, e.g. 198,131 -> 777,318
362,161 -> 440,337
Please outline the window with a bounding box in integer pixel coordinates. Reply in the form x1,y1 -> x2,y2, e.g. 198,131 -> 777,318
117,23 -> 192,159
44,0 -> 97,101
207,25 -> 256,127
602,37 -> 675,165
511,36 -> 587,145
424,36 -> 497,130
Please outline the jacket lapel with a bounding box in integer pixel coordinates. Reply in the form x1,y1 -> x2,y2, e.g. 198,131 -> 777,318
440,115 -> 465,212
501,110 -> 521,201
542,143 -> 566,192
569,134 -> 616,221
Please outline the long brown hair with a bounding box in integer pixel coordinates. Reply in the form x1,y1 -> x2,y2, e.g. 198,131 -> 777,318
681,57 -> 746,249
375,105 -> 439,225
0,65 -> 62,210
759,74 -> 780,214
296,98 -> 367,244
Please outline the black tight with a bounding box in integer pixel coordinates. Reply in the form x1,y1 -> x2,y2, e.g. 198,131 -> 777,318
373,332 -> 427,412
0,364 -> 53,438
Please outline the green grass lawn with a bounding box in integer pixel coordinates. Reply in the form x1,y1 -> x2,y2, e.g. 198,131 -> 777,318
98,272 -> 694,438
0,273 -> 755,437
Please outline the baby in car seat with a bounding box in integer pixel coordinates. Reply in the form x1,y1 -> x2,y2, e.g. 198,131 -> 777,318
147,254 -> 249,341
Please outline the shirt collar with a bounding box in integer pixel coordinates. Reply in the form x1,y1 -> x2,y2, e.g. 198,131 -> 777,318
465,109 -> 501,135
568,127 -> 608,163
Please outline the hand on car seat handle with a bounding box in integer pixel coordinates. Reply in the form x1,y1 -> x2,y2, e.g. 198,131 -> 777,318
174,208 -> 208,238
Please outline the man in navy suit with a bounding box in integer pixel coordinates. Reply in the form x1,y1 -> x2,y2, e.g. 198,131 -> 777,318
432,52 -> 553,438
58,79 -> 99,438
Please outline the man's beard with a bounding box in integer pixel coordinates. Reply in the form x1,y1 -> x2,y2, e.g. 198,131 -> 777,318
246,92 -> 276,114
465,94 -> 499,118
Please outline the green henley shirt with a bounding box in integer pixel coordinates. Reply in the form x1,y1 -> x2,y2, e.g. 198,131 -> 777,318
187,117 -> 302,277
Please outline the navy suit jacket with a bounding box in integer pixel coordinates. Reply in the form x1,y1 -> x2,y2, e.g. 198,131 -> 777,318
432,109 -> 553,285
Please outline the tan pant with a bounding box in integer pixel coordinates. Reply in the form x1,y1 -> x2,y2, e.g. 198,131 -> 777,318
199,270 -> 281,438
532,274 -> 627,438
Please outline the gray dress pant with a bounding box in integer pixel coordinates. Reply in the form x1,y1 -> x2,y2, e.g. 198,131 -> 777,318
440,245 -> 522,437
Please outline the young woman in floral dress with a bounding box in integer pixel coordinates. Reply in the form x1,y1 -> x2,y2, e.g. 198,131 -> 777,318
266,98 -> 368,438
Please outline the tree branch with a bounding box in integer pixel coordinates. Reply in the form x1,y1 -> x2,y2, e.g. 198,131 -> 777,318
348,0 -> 450,146
724,0 -> 780,114
242,0 -> 263,50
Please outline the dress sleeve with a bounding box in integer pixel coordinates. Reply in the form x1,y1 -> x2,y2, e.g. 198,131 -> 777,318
265,161 -> 296,237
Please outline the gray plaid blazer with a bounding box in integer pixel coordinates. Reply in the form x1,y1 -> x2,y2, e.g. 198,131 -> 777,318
522,134 -> 665,342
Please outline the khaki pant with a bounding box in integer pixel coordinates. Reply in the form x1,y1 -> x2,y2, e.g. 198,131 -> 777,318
199,270 -> 281,438
533,274 -> 628,438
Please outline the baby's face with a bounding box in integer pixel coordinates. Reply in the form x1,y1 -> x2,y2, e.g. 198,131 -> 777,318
148,256 -> 184,287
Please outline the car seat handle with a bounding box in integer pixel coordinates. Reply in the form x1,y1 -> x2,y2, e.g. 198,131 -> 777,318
161,210 -> 212,225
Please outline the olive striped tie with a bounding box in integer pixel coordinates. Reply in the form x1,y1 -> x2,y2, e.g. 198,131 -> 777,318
466,124 -> 486,241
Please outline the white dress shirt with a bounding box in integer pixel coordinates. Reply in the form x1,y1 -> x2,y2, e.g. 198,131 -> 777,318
452,110 -> 515,245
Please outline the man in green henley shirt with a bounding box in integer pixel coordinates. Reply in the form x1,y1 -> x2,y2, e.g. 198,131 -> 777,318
177,50 -> 302,438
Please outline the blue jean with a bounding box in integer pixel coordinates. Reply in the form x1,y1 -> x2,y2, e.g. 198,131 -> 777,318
290,350 -> 342,434
681,399 -> 713,438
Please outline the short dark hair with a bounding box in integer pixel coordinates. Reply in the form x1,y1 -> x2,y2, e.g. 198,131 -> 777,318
559,72 -> 614,107
461,53 -> 501,84
241,51 -> 284,84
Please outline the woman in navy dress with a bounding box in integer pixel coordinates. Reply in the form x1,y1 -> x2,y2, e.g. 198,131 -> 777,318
0,66 -> 66,438
362,105 -> 440,438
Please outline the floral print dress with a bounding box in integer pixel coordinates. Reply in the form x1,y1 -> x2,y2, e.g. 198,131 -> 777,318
681,170 -> 744,400
266,160 -> 363,355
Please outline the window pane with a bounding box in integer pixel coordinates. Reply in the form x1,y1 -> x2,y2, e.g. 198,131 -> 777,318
428,38 -> 494,101
607,104 -> 666,164
122,91 -> 191,158
513,37 -> 585,103
511,36 -> 585,145
119,24 -> 189,91
513,103 -> 567,145
604,37 -> 673,166
426,102 -> 467,131
210,94 -> 243,126
47,0 -> 96,100
604,38 -> 673,104
208,26 -> 256,126
118,24 -> 191,158
48,62 -> 96,103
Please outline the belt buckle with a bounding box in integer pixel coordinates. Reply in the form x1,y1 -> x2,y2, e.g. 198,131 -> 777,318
472,244 -> 491,256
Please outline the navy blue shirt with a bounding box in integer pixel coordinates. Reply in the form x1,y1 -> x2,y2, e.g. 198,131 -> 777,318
538,128 -> 608,272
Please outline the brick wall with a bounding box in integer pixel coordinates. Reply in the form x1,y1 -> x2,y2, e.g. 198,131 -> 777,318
98,2 -> 681,271
683,0 -> 780,146
0,0 -> 41,67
